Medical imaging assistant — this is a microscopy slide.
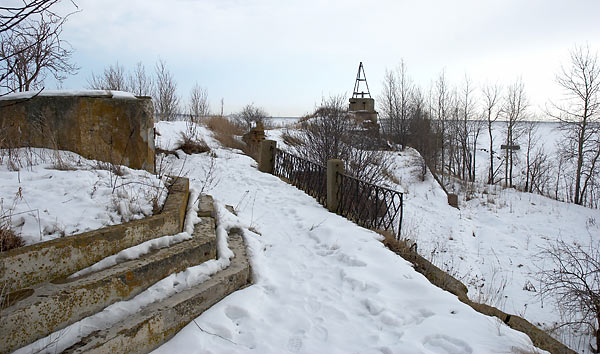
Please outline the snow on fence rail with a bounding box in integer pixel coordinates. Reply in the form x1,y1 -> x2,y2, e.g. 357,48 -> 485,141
270,146 -> 403,239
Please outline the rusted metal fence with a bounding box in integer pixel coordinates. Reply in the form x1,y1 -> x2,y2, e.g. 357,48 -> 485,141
336,172 -> 403,239
271,147 -> 403,239
273,149 -> 327,206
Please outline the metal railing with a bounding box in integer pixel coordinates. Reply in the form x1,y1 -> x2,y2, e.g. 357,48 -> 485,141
273,149 -> 327,206
336,172 -> 403,239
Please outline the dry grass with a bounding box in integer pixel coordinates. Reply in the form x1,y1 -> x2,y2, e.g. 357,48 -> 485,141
281,130 -> 304,147
0,226 -> 24,252
177,133 -> 210,155
205,115 -> 247,151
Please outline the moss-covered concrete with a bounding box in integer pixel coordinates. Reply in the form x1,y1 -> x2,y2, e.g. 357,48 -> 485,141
0,93 -> 155,172
63,231 -> 251,354
0,216 -> 215,354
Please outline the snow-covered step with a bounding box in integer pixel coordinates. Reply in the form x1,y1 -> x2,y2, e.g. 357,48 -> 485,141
0,177 -> 190,294
63,230 -> 251,354
0,217 -> 216,354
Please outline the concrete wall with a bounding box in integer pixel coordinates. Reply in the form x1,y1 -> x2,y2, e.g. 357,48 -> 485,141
349,97 -> 375,112
0,93 -> 155,172
349,97 -> 378,125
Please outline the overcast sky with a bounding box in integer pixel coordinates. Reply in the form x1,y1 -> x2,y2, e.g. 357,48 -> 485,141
52,0 -> 600,117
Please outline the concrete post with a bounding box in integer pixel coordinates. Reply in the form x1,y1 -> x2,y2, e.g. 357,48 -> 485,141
258,140 -> 277,174
327,159 -> 344,213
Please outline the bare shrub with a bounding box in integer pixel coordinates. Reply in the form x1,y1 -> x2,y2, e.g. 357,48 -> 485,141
153,59 -> 180,122
281,129 -> 304,147
205,115 -> 246,151
0,225 -> 24,252
87,62 -> 127,91
0,199 -> 24,252
535,238 -> 600,352
234,103 -> 268,129
293,95 -> 394,185
177,132 -> 210,155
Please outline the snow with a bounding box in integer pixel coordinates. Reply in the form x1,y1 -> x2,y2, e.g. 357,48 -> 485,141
266,121 -> 599,352
0,89 -> 137,100
154,121 -> 221,151
149,122 -> 544,354
7,118 -> 593,353
69,232 -> 193,279
0,148 -> 166,245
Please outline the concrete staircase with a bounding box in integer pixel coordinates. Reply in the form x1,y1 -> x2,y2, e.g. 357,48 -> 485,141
0,179 -> 251,354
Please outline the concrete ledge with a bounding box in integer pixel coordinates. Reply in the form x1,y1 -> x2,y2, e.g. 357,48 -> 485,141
0,215 -> 214,354
0,177 -> 189,294
64,231 -> 251,354
382,237 -> 576,354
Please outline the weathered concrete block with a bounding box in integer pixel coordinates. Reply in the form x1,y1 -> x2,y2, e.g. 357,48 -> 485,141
0,92 -> 155,172
258,140 -> 276,174
327,159 -> 344,213
197,194 -> 214,217
447,193 -> 459,208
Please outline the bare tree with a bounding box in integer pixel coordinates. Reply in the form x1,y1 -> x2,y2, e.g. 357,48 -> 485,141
235,103 -> 268,129
528,147 -> 552,195
432,71 -> 452,182
457,75 -> 477,180
295,95 -> 392,184
407,87 -> 441,179
86,62 -> 127,91
482,83 -> 502,184
523,120 -> 541,193
0,1 -> 77,93
188,83 -> 210,120
535,239 -> 600,353
153,59 -> 179,121
379,60 -> 413,147
501,78 -> 528,187
127,61 -> 153,96
549,45 -> 600,206
0,0 -> 62,34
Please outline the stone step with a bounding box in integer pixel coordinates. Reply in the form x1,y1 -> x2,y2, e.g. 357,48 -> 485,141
0,217 -> 216,354
63,230 -> 251,354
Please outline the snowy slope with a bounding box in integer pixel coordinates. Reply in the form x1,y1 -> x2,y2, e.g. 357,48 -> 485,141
152,122 -> 543,354
0,148 -> 166,245
267,120 -> 600,352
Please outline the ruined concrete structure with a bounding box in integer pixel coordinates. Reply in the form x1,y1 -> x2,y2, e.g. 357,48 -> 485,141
349,62 -> 378,126
0,91 -> 155,172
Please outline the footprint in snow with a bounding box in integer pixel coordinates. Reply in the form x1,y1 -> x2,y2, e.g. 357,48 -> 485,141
337,253 -> 367,267
224,305 -> 250,321
362,298 -> 384,316
287,336 -> 303,352
304,297 -> 322,313
422,334 -> 473,354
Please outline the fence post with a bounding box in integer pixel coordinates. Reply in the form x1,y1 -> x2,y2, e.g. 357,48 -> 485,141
327,159 -> 344,213
258,140 -> 277,174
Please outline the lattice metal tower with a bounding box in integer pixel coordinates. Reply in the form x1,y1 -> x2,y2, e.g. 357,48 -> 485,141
349,62 -> 377,125
352,62 -> 371,98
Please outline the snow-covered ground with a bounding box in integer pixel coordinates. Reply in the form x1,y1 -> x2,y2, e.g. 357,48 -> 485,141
0,148 -> 166,245
5,117 -> 595,353
265,120 -> 599,352
151,122 -> 544,354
